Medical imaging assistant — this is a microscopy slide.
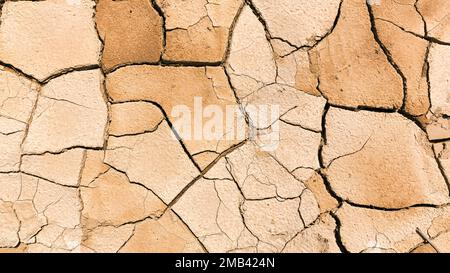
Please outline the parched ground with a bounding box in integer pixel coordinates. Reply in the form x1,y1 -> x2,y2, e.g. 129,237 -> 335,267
0,0 -> 450,253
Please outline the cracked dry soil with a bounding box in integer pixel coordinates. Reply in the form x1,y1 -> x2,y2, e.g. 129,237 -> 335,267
0,0 -> 450,253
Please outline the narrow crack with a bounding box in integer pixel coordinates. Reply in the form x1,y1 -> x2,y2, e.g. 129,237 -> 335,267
160,59 -> 223,67
108,118 -> 164,138
375,17 -> 450,46
102,163 -> 168,213
344,200 -> 450,212
325,135 -> 372,169
170,209 -> 210,253
0,61 -> 40,85
330,211 -> 349,253
77,150 -> 88,187
317,103 -> 349,253
19,171 -> 79,189
108,99 -> 203,172
416,227 -> 441,253
432,145 -> 450,195
21,146 -> 105,158
423,41 -> 433,116
223,0 -> 246,63
106,62 -> 224,75
309,0 -> 343,50
115,225 -> 136,253
150,0 -> 167,62
41,65 -> 101,84
367,2 -> 408,113
165,138 -> 248,211
244,0 -> 279,79
18,85 -> 41,170
415,0 -> 428,35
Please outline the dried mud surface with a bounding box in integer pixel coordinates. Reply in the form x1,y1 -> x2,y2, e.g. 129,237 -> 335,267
0,0 -> 450,253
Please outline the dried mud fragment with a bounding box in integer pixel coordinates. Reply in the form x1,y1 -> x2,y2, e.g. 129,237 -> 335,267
373,19 -> 430,116
275,49 -> 322,97
302,172 -> 339,214
13,201 -> 46,244
0,174 -> 22,202
241,198 -> 304,252
0,201 -> 20,247
105,121 -> 199,204
371,0 -> 425,35
323,107 -> 450,208
337,204 -> 450,253
106,65 -> 243,169
417,0 -> 450,43
79,150 -> 109,187
310,0 -> 403,109
96,0 -> 163,71
0,66 -> 39,172
283,214 -> 340,253
173,160 -> 258,252
158,0 -> 243,63
226,5 -> 276,99
0,66 -> 38,122
411,231 -> 450,253
119,211 -> 205,253
81,169 -> 166,227
109,102 -> 164,136
82,225 -> 135,253
21,149 -> 86,187
252,0 -> 341,47
426,44 -> 450,141
33,179 -> 82,229
226,142 -> 306,199
0,0 -> 101,81
23,70 -> 108,154
242,83 -> 326,132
